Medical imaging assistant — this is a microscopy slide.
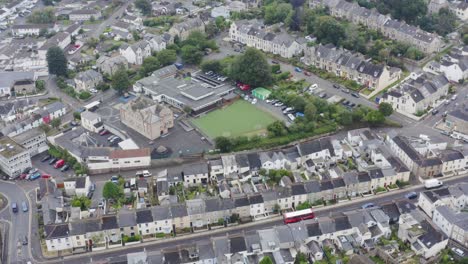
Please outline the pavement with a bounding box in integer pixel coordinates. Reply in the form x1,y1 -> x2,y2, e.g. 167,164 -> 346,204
24,174 -> 468,264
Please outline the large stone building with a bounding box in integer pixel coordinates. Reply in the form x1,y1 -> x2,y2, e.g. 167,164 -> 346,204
120,96 -> 174,140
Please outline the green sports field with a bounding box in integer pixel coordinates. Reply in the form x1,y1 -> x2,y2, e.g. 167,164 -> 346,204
192,100 -> 278,138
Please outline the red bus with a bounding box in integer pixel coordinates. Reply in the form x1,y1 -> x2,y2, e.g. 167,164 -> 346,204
283,208 -> 315,224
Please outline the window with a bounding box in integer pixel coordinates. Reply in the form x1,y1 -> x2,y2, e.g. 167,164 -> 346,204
130,227 -> 134,230
76,236 -> 80,240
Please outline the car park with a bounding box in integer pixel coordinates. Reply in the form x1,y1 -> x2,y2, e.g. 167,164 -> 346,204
405,192 -> 418,200
361,203 -> 376,209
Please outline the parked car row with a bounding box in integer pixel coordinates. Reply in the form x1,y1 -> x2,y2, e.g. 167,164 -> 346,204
243,94 -> 257,104
11,201 -> 28,213
204,71 -> 228,82
41,155 -> 69,171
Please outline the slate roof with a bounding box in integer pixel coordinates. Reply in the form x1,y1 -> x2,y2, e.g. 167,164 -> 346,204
291,183 -> 307,195
304,180 -> 321,193
151,206 -> 171,221
102,216 -> 118,230
306,222 -> 323,237
118,211 -> 137,227
170,203 -> 188,218
136,209 -> 153,224
247,153 -> 261,170
298,137 -> 335,156
248,194 -> 264,205
230,236 -> 247,253
234,196 -> 249,207
45,224 -> 69,239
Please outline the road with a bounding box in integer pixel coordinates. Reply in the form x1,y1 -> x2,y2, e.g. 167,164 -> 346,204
0,181 -> 32,264
27,175 -> 468,264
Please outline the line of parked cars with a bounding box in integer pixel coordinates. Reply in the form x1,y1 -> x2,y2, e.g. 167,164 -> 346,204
98,129 -> 122,145
19,167 -> 48,181
204,71 -> 228,82
11,201 -> 28,213
265,99 -> 298,122
41,155 -> 69,171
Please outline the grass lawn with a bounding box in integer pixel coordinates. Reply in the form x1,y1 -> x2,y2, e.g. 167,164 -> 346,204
192,100 -> 278,138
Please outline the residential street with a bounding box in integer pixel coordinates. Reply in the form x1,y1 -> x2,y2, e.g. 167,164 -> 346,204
19,174 -> 468,264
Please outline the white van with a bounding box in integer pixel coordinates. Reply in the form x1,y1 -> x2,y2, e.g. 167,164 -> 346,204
451,94 -> 458,101
287,113 -> 296,121
136,170 -> 152,177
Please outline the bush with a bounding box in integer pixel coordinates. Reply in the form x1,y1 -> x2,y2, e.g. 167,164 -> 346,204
155,233 -> 166,238
78,91 -> 92,100
123,235 -> 141,243
296,201 -> 311,210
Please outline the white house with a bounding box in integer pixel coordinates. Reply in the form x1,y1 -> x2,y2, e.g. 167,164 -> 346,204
151,206 -> 173,234
119,40 -> 152,65
182,162 -> 209,186
64,176 -> 91,197
44,224 -> 73,252
80,111 -> 103,133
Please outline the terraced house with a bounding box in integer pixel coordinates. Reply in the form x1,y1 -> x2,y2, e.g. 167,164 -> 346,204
304,44 -> 402,91
229,19 -> 307,58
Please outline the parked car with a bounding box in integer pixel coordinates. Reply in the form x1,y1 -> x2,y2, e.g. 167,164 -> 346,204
48,158 -> 57,165
361,203 -> 376,209
70,121 -> 79,127
99,129 -> 109,136
349,102 -> 356,108
54,159 -> 65,169
304,71 -> 311,76
60,164 -> 70,172
342,100 -> 350,106
452,248 -> 465,257
271,60 -> 279,64
431,109 -> 439,115
319,93 -> 327,98
111,175 -> 119,184
341,88 -> 350,93
274,102 -> 284,107
12,202 -> 18,213
41,155 -> 51,162
351,92 -> 360,98
29,172 -> 41,181
405,192 -> 418,200
275,70 -> 282,74
294,67 -> 302,73
22,235 -> 28,245
251,98 -> 257,104
28,168 -> 38,174
333,84 -> 340,89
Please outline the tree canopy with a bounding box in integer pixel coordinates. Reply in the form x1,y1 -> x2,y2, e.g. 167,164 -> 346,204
230,48 -> 272,87
259,256 -> 274,264
181,45 -> 204,65
378,102 -> 394,116
135,0 -> 152,16
46,47 -> 67,76
27,7 -> 56,24
111,67 -> 131,94
103,182 -> 124,201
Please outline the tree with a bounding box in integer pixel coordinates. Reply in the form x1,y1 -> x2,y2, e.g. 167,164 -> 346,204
365,110 -> 385,125
35,80 -> 46,91
294,252 -> 308,264
230,48 -> 272,87
135,0 -> 152,16
267,121 -> 288,137
39,123 -> 51,134
314,16 -> 346,46
156,49 -> 177,66
140,56 -> 161,77
181,45 -> 204,65
259,256 -> 273,264
379,102 -> 393,116
50,118 -> 61,129
103,182 -> 124,200
215,137 -> 233,153
71,196 -> 91,211
304,102 -> 317,121
201,60 -> 223,73
112,67 -> 131,95
46,47 -> 68,76
27,7 -> 56,24
264,2 -> 293,25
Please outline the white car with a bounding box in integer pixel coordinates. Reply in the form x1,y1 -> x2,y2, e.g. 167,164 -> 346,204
90,89 -> 98,93
251,99 -> 257,104
452,247 -> 465,257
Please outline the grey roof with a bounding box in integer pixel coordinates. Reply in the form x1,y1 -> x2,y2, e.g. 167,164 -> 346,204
275,225 -> 294,244
136,209 -> 153,224
170,203 -> 188,218
247,153 -> 261,170
387,156 -> 410,173
368,168 -> 384,179
186,199 -> 206,215
298,137 -> 335,156
320,180 -> 334,190
151,206 -> 171,221
0,71 -> 35,89
235,154 -> 249,168
304,180 -> 321,193
234,196 -> 249,207
102,216 -> 118,230
230,236 -> 247,253
118,211 -> 137,227
45,101 -> 66,114
334,216 -> 352,231
248,194 -> 264,205
183,162 -> 208,175
307,222 -> 323,237
45,224 -> 69,239
291,183 -> 307,195
74,69 -> 102,82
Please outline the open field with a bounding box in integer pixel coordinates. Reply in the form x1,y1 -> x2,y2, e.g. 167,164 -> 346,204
192,100 -> 278,138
